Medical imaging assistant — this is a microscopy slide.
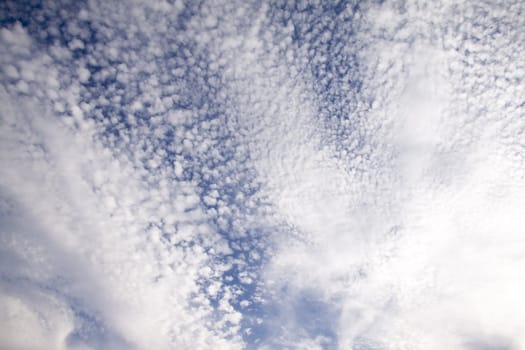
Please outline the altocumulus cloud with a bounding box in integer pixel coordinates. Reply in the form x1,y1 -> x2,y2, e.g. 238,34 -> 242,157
1,0 -> 525,349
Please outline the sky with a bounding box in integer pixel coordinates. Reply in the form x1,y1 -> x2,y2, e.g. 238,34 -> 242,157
1,0 -> 525,349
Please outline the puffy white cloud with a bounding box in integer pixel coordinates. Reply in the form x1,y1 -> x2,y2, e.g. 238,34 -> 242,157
0,5 -> 245,349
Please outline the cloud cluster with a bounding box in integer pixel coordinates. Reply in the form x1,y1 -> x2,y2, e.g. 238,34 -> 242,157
0,1 -> 255,348
246,1 -> 525,349
1,0 -> 525,349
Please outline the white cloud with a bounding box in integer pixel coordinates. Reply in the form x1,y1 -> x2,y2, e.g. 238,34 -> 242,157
207,0 -> 525,348
2,0 -> 525,349
0,290 -> 74,350
0,9 -> 244,349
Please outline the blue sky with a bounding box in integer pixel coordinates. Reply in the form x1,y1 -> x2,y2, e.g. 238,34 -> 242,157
1,0 -> 525,349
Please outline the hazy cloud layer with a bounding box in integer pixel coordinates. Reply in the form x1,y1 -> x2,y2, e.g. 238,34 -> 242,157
1,0 -> 524,349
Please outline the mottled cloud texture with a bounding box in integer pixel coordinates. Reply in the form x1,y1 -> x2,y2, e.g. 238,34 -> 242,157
1,0 -> 525,349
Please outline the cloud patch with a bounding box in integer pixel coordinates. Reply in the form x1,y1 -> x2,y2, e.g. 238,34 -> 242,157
1,0 -> 525,349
